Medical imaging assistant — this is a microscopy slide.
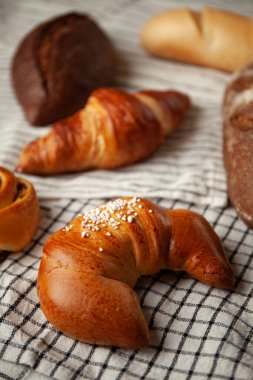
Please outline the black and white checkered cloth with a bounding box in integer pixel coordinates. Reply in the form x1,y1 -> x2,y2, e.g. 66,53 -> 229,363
1,0 -> 253,379
1,198 -> 253,380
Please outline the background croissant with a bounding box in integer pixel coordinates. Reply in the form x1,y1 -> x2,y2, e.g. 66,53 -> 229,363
38,197 -> 234,349
17,88 -> 190,175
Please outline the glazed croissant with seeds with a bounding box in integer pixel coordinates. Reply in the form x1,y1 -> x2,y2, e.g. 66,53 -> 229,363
38,197 -> 234,349
17,87 -> 190,175
0,167 -> 39,252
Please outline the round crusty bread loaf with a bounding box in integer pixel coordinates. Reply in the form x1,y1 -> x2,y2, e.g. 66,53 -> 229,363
141,7 -> 253,72
12,13 -> 116,126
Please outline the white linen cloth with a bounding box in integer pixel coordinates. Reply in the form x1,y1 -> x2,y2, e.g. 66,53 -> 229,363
2,0 -> 250,207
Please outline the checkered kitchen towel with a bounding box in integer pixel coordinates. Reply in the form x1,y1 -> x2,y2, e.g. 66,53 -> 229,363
2,0 -> 252,206
0,197 -> 253,380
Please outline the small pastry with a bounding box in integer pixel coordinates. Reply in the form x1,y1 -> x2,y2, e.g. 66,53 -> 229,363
0,167 -> 40,252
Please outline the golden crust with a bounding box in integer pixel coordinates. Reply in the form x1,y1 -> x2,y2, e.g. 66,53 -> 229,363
16,88 -> 190,175
141,7 -> 253,72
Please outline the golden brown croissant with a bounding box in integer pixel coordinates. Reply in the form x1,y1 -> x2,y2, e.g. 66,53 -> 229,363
37,197 -> 234,349
16,88 -> 190,175
0,167 -> 39,252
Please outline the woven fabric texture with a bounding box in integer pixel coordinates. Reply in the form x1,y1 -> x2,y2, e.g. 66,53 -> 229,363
0,197 -> 253,380
1,0 -> 247,206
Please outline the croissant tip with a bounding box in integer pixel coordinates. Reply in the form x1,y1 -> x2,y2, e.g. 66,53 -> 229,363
218,272 -> 235,291
223,281 -> 235,291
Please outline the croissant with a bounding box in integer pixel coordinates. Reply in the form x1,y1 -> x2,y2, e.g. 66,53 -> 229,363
16,87 -> 190,175
37,197 -> 234,349
0,167 -> 39,252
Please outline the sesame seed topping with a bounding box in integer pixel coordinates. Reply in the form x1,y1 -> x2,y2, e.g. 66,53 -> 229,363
148,209 -> 153,213
99,247 -> 104,252
65,226 -> 70,232
77,197 -> 147,239
81,231 -> 90,238
127,216 -> 134,223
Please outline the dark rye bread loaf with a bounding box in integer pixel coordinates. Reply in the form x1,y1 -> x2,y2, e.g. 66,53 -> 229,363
223,63 -> 253,228
12,13 -> 116,126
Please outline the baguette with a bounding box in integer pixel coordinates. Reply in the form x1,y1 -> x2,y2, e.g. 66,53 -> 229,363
223,63 -> 253,228
12,13 -> 115,126
141,7 -> 253,72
